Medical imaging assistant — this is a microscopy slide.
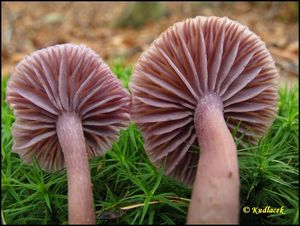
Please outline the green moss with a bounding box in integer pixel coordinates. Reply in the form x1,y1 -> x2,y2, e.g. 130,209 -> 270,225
1,70 -> 298,224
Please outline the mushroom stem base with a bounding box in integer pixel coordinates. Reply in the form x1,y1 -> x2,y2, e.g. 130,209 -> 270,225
187,94 -> 240,224
56,112 -> 95,224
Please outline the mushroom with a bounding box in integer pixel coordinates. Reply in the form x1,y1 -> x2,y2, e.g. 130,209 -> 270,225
6,43 -> 130,224
130,16 -> 278,224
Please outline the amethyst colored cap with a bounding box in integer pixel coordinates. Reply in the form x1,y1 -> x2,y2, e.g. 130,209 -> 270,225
130,16 -> 278,186
6,43 -> 130,171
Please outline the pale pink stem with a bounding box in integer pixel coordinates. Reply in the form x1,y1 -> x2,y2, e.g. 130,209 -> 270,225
187,94 -> 240,224
56,112 -> 95,224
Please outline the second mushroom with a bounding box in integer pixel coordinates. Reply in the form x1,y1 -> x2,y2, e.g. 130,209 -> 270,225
130,16 -> 278,224
6,43 -> 130,224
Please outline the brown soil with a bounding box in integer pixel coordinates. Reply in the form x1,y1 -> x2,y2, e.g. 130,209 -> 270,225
2,2 -> 298,87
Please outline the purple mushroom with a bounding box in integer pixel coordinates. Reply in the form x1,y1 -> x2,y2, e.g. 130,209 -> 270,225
6,43 -> 130,224
130,16 -> 278,224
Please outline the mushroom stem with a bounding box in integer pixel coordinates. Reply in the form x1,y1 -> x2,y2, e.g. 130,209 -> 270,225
56,112 -> 95,224
187,94 -> 240,224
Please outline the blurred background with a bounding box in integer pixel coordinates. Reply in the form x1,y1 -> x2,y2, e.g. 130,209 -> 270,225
1,1 -> 298,87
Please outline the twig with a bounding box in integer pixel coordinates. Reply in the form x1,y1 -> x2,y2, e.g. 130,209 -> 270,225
164,195 -> 190,202
120,201 -> 160,210
97,195 -> 190,219
119,196 -> 190,210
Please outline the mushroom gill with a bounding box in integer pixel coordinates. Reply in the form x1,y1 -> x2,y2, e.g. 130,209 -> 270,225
6,43 -> 130,224
7,43 -> 130,171
130,16 -> 278,187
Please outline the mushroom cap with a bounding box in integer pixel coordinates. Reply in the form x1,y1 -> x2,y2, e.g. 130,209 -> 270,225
6,43 -> 130,172
130,16 -> 278,186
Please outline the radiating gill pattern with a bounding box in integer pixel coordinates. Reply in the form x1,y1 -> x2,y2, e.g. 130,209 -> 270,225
7,43 -> 130,171
130,16 -> 278,186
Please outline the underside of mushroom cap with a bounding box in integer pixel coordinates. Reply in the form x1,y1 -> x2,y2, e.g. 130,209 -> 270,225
6,43 -> 130,171
130,16 -> 278,186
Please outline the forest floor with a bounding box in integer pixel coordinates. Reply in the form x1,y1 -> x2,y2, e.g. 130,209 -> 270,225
1,2 -> 299,225
2,2 -> 299,87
